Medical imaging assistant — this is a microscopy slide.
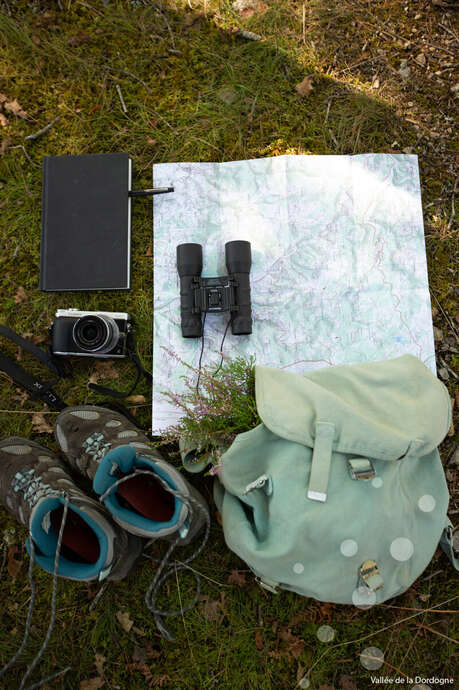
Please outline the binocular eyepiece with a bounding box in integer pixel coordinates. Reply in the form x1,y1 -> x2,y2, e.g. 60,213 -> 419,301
177,240 -> 252,338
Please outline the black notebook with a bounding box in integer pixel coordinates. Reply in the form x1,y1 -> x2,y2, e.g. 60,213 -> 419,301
40,152 -> 132,291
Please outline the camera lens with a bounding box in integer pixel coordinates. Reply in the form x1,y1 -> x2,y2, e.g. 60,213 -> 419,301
72,315 -> 119,354
82,323 -> 99,342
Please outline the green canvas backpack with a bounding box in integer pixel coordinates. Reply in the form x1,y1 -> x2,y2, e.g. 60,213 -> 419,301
213,355 -> 457,605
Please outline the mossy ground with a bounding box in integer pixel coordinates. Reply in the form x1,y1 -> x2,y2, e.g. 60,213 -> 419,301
0,1 -> 457,688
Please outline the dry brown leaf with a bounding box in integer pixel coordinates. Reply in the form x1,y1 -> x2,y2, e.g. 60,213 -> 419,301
94,653 -> 106,678
415,52 -> 426,67
145,244 -> 153,256
316,601 -> 335,622
151,675 -> 171,687
340,675 -> 358,690
278,627 -> 305,659
32,413 -> 53,434
0,138 -> 11,155
182,12 -> 204,28
0,94 -> 7,104
8,545 -> 23,579
4,99 -> 28,119
254,629 -> 264,650
227,569 -> 247,587
128,644 -> 161,685
12,388 -> 28,407
80,678 -> 104,690
295,75 -> 314,98
116,610 -> 133,633
88,360 -> 120,385
0,113 -> 9,128
68,32 -> 92,46
288,610 -> 310,627
296,664 -> 305,683
199,595 -> 224,625
132,645 -> 146,666
145,643 -> 162,660
125,394 -> 146,404
13,286 -> 28,304
146,136 -> 157,146
232,0 -> 268,18
132,625 -> 146,636
22,332 -> 46,345
218,87 -> 238,105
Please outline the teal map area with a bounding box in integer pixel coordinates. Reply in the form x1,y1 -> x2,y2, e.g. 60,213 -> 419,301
152,155 -> 434,430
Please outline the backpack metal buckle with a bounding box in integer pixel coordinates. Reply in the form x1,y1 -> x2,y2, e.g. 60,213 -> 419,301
348,458 -> 375,481
255,576 -> 279,594
359,560 -> 384,592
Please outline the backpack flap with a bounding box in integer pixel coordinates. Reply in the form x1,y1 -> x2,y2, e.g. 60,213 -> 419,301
254,355 -> 451,502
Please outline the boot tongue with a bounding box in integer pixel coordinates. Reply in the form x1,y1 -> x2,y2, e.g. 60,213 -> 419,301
93,445 -> 137,496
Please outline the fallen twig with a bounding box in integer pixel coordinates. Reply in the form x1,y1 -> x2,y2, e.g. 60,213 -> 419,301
6,144 -> 40,167
335,55 -> 380,75
108,67 -> 176,133
439,356 -> 458,380
117,69 -> 151,92
235,29 -> 262,41
421,568 -> 444,582
431,291 -> 459,340
416,622 -> 458,645
302,3 -> 306,45
155,6 -> 176,50
115,84 -> 128,114
382,603 -> 458,614
447,176 -> 458,231
24,116 -> 60,141
367,654 -> 409,680
439,23 -> 459,42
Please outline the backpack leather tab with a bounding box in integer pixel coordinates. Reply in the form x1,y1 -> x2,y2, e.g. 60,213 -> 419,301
307,422 -> 335,502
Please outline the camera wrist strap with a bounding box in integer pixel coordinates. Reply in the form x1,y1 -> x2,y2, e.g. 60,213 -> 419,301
0,325 -> 70,411
88,330 -> 152,399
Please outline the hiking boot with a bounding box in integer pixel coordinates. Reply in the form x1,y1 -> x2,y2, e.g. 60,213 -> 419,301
54,406 -> 209,542
0,437 -> 144,581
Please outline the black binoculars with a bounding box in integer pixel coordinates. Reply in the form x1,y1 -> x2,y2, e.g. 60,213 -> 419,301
176,240 -> 252,338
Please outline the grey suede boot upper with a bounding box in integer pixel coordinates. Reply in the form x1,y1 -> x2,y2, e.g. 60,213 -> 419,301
54,406 -> 208,541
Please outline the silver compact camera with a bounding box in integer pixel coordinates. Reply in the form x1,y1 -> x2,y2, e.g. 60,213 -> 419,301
51,309 -> 132,358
